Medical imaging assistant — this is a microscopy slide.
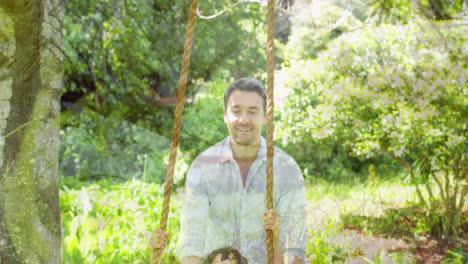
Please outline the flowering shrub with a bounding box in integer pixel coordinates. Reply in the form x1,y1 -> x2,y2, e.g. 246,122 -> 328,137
277,19 -> 467,240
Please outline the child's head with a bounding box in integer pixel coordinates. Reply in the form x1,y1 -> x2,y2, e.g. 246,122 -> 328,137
203,247 -> 248,264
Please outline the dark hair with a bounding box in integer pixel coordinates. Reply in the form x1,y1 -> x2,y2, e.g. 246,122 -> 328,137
224,77 -> 267,114
203,247 -> 248,264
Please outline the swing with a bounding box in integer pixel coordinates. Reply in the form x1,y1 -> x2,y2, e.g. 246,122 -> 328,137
150,0 -> 277,263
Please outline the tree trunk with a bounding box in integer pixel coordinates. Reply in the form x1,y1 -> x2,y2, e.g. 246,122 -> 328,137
0,0 -> 62,263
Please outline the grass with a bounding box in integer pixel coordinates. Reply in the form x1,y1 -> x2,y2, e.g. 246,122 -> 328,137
305,178 -> 418,229
305,177 -> 468,263
60,178 -> 182,264
305,178 -> 420,263
59,176 -> 466,263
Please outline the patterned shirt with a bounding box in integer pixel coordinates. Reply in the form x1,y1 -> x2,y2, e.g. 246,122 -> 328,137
175,136 -> 307,263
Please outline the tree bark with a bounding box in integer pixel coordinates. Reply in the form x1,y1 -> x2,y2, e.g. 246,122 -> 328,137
0,0 -> 62,263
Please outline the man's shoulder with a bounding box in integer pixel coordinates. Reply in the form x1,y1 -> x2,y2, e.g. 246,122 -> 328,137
272,145 -> 299,167
270,145 -> 304,184
260,137 -> 297,163
191,137 -> 228,166
185,139 -> 227,184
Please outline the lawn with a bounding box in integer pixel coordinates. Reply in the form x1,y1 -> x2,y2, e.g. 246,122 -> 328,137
59,177 -> 467,263
305,178 -> 467,263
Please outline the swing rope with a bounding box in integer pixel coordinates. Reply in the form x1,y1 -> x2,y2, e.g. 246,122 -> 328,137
151,0 -> 276,262
265,0 -> 276,263
150,0 -> 198,263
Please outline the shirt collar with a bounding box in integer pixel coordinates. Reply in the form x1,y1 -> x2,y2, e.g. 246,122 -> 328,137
220,136 -> 267,164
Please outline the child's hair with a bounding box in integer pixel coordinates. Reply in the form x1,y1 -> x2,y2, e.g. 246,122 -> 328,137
203,247 -> 248,264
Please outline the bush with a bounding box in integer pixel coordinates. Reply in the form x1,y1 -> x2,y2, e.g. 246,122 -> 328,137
277,18 -> 468,241
179,81 -> 229,161
60,108 -> 189,184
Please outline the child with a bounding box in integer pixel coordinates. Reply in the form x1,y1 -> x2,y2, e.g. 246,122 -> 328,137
203,247 -> 248,264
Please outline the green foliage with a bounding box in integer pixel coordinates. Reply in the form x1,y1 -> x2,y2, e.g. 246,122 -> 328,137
278,19 -> 467,174
314,20 -> 466,164
277,18 -> 467,239
307,221 -> 348,263
60,108 -> 189,184
367,0 -> 413,23
60,179 -> 181,264
283,1 -> 363,61
276,2 -> 410,181
443,248 -> 468,264
367,0 -> 467,22
63,0 -> 267,115
275,60 -> 399,181
416,0 -> 467,20
180,81 -> 229,161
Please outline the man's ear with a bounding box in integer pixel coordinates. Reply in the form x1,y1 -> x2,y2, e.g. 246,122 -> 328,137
223,110 -> 227,124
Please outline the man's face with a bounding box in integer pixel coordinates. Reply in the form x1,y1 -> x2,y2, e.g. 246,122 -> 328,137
224,90 -> 266,147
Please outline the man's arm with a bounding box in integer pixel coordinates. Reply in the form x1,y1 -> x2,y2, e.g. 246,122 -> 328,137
181,256 -> 203,264
276,158 -> 308,264
175,161 -> 209,261
274,235 -> 284,264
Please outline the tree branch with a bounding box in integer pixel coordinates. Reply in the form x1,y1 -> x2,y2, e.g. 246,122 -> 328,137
196,0 -> 292,20
424,180 -> 435,209
381,145 -> 426,206
197,2 -> 243,20
328,7 -> 353,32
456,155 -> 468,212
432,171 -> 446,201
444,162 -> 451,201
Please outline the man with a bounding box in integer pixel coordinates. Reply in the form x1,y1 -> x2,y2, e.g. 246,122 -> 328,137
151,78 -> 307,264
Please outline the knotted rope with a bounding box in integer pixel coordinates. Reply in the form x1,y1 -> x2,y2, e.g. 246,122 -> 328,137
265,0 -> 276,263
150,0 -> 198,263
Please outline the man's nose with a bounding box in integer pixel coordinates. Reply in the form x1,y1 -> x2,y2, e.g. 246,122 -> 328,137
238,112 -> 249,123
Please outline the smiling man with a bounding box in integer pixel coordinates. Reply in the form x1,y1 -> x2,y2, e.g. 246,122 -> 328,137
175,78 -> 307,264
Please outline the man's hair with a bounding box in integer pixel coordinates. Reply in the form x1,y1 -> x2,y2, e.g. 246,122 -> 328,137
203,247 -> 248,264
224,77 -> 267,114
